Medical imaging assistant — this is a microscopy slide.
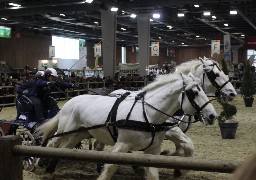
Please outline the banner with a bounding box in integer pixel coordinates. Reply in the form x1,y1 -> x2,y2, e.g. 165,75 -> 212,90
224,35 -> 231,61
167,48 -> 175,57
211,40 -> 220,57
151,42 -> 159,56
49,46 -> 55,58
244,36 -> 256,49
94,43 -> 101,57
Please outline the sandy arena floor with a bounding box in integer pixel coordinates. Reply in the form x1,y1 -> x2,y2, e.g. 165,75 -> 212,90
0,96 -> 255,180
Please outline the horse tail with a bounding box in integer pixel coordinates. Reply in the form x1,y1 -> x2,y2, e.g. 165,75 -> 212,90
36,112 -> 60,142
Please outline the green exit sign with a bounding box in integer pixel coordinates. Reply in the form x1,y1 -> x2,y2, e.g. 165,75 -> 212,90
0,26 -> 11,38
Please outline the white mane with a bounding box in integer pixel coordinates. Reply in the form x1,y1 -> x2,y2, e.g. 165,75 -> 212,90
177,57 -> 220,74
142,71 -> 200,92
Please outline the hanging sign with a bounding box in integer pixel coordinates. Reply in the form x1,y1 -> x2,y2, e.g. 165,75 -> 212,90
94,43 -> 101,57
211,40 -> 220,57
49,46 -> 55,58
224,35 -> 231,61
151,42 -> 159,56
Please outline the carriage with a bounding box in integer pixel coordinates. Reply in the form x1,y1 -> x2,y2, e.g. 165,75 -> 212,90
0,91 -> 59,171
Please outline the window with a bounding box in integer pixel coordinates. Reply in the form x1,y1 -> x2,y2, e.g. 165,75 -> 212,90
52,36 -> 79,59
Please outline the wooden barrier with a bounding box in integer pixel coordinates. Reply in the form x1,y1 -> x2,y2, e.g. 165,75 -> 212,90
0,135 -> 242,179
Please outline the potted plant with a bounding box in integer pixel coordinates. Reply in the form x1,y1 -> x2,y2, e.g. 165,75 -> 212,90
217,102 -> 238,139
240,61 -> 255,107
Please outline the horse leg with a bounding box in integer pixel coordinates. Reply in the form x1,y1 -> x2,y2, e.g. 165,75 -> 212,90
42,132 -> 91,178
163,127 -> 194,177
162,127 -> 194,157
93,140 -> 106,173
97,142 -> 130,180
144,146 -> 161,180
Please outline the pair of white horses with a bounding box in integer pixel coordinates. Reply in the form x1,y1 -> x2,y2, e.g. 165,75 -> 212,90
37,57 -> 236,180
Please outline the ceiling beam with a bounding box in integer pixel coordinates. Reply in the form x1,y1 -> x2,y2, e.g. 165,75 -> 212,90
0,2 -> 100,17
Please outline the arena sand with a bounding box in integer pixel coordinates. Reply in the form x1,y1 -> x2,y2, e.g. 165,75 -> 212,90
1,96 -> 255,180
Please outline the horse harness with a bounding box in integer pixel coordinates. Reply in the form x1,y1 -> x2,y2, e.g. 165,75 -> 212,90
43,78 -> 210,150
200,59 -> 230,97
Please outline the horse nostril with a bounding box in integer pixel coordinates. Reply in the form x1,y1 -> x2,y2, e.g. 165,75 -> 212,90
230,93 -> 236,97
209,114 -> 216,120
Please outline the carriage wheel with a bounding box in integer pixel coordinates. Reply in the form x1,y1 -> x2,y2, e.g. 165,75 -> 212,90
0,127 -> 5,136
17,130 -> 37,172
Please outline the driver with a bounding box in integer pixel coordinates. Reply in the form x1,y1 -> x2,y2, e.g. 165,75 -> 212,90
28,68 -> 74,121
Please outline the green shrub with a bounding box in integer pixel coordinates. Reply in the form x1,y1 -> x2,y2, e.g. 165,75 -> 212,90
240,62 -> 255,97
217,102 -> 237,122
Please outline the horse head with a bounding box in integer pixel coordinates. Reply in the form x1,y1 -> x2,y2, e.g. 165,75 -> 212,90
179,73 -> 217,125
200,57 -> 237,101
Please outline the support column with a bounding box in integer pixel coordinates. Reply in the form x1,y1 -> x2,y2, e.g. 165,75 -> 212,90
137,13 -> 150,76
101,10 -> 117,78
232,45 -> 243,64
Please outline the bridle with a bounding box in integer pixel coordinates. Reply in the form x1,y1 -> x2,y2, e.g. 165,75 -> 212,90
200,59 -> 230,97
180,74 -> 211,116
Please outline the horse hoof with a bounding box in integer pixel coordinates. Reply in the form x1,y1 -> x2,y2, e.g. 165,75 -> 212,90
97,163 -> 104,173
132,166 -> 145,175
160,150 -> 171,155
173,169 -> 182,178
41,172 -> 54,180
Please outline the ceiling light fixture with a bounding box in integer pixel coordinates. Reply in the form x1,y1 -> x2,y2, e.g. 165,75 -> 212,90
230,10 -> 237,15
94,21 -> 98,24
130,14 -> 136,18
177,13 -> 185,17
194,5 -> 200,8
224,23 -> 229,26
212,15 -> 217,19
1,18 -> 7,21
196,35 -> 200,37
167,25 -> 172,29
121,27 -> 126,30
181,42 -> 184,44
60,14 -> 65,17
153,13 -> 160,19
241,34 -> 245,37
203,11 -> 211,16
84,0 -> 93,3
150,19 -> 153,22
8,3 -> 21,7
111,7 -> 118,11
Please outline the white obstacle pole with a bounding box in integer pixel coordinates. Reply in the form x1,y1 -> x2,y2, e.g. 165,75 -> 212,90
13,145 -> 241,173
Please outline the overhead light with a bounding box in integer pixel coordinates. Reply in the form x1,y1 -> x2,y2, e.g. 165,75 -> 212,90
177,13 -> 185,17
172,40 -> 175,42
130,14 -> 136,18
42,26 -> 48,29
111,7 -> 118,11
196,35 -> 200,38
203,11 -> 211,16
159,36 -> 161,39
230,10 -> 237,15
8,3 -> 21,7
122,10 -> 125,14
241,34 -> 245,37
94,21 -> 98,24
84,0 -> 93,3
181,42 -> 184,45
212,15 -> 217,19
194,4 -> 200,8
224,23 -> 229,26
153,13 -> 160,19
1,18 -> 7,20
60,14 -> 65,17
150,19 -> 153,22
121,27 -> 126,30
167,25 -> 172,29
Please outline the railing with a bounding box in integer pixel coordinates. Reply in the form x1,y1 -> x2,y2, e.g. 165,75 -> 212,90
0,80 -> 147,106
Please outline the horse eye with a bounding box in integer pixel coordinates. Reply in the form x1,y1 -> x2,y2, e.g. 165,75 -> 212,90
193,91 -> 198,96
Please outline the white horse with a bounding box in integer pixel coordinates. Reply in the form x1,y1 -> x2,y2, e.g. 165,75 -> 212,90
37,72 -> 216,180
106,57 -> 237,159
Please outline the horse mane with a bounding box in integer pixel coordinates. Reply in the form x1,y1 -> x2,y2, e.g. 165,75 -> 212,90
142,71 -> 199,92
176,57 -> 219,74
